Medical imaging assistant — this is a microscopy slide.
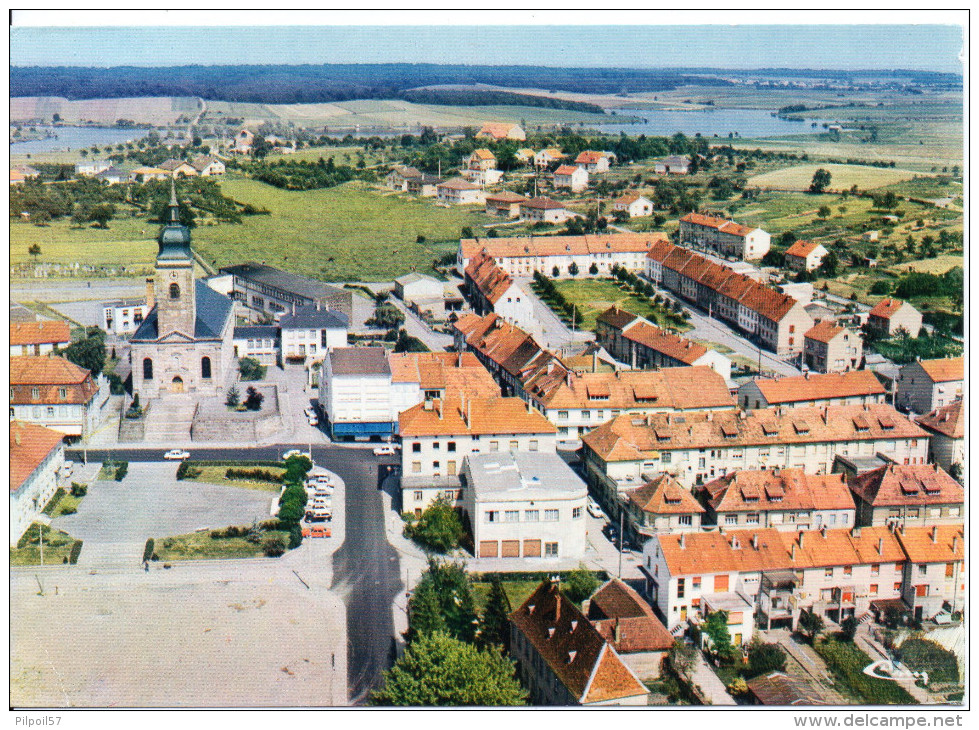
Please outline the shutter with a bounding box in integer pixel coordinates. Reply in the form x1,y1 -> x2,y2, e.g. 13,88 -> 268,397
502,540 -> 520,558
523,539 -> 541,558
479,541 -> 499,558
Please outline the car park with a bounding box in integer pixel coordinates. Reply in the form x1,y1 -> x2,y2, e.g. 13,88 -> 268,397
164,449 -> 191,461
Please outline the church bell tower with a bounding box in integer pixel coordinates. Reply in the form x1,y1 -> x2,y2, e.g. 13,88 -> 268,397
154,181 -> 197,338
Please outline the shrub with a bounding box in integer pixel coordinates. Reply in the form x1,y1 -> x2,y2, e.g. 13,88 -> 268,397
263,537 -> 287,557
896,637 -> 959,683
68,540 -> 83,565
60,506 -> 77,515
69,482 -> 87,497
238,357 -> 266,381
815,637 -> 916,704
114,462 -> 128,481
143,538 -> 155,562
746,642 -> 787,678
244,386 -> 265,411
404,497 -> 464,553
562,566 -> 601,605
225,467 -> 283,483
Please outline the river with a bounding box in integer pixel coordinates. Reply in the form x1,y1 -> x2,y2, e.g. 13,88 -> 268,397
10,125 -> 153,154
594,107 -> 832,139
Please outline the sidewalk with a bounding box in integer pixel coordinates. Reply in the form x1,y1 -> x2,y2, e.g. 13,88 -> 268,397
689,653 -> 737,705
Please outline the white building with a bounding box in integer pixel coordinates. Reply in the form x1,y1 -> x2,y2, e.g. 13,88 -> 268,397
737,370 -> 887,411
102,298 -> 150,336
436,178 -> 485,205
10,421 -> 66,546
895,357 -> 964,414
319,347 -> 397,441
612,194 -> 653,218
9,320 -> 71,357
278,306 -> 348,367
785,240 -> 830,272
678,213 -> 771,261
462,452 -> 587,560
464,250 -> 536,331
232,325 -> 280,366
9,356 -> 111,439
553,165 -> 589,193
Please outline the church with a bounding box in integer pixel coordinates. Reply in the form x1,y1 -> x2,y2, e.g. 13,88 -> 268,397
130,184 -> 235,399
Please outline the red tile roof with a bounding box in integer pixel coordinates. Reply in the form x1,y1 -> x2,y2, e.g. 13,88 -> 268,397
895,524 -> 964,564
485,191 -> 526,204
509,580 -> 648,704
9,356 -> 99,405
595,306 -> 639,331
916,400 -> 963,439
701,468 -> 855,513
804,320 -> 845,344
399,395 -> 555,437
623,321 -> 708,365
460,232 -> 668,260
629,474 -> 705,515
554,164 -> 582,177
10,421 -> 64,493
785,240 -> 824,258
9,320 -> 71,346
680,212 -> 756,237
868,297 -> 909,320
519,197 -> 566,210
587,578 -> 675,653
917,357 -> 964,383
848,463 -> 964,508
387,352 -> 499,399
477,122 -> 522,139
438,177 -> 482,191
575,151 -> 606,165
751,371 -> 886,405
465,250 -> 517,305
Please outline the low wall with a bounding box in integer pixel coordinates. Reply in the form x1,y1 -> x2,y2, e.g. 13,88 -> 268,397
191,383 -> 283,442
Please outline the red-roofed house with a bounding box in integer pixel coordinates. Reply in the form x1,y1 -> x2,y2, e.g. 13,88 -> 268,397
464,250 -> 534,331
510,580 -> 650,705
867,298 -> 922,338
784,240 -> 829,271
679,212 -> 771,261
625,473 -> 705,539
575,150 -> 614,173
10,421 -> 66,545
9,356 -> 110,438
518,197 -> 573,224
484,191 -> 526,218
738,370 -> 886,410
476,122 -> 526,141
9,320 -> 71,356
896,357 -> 963,414
803,320 -> 864,373
846,463 -> 964,528
895,524 -> 964,620
916,400 -> 964,473
553,164 -> 589,192
436,177 -> 485,205
612,194 -> 653,218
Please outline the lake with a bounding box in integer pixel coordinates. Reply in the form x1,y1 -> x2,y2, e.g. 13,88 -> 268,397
9,125 -> 153,154
594,107 -> 831,139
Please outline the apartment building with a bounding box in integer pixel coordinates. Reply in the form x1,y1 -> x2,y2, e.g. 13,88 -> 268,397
895,357 -> 964,414
9,356 -> 110,439
101,298 -> 151,336
232,325 -> 279,366
509,580 -> 650,706
581,404 -> 929,504
595,306 -> 732,381
895,524 -> 965,620
452,312 -> 549,399
678,212 -> 771,261
319,347 -> 398,441
803,321 -> 864,373
464,250 -> 535,330
697,468 -> 856,532
9,320 -> 71,357
738,370 -> 887,410
867,298 -> 923,338
399,395 -> 557,514
279,307 -> 348,366
458,232 -> 669,277
462,452 -> 587,560
916,400 -> 964,473
10,421 -> 66,546
646,240 -> 812,355
623,473 -> 705,542
643,525 -> 907,636
436,177 -> 486,205
845,463 -> 964,528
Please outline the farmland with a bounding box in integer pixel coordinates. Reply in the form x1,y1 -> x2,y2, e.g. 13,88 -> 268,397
747,163 -> 924,192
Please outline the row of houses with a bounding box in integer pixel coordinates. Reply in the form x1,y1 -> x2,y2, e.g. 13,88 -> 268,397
73,155 -> 225,183
9,355 -> 111,440
678,213 -> 771,261
645,239 -> 812,355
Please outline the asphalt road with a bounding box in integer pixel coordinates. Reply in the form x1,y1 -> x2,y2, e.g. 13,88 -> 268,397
66,443 -> 403,704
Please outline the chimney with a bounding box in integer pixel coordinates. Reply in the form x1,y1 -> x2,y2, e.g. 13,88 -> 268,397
526,398 -> 532,414
614,619 -> 622,644
14,430 -> 22,446
852,527 -> 862,539
791,543 -> 796,561
679,533 -> 686,549
952,535 -> 959,553
820,526 -> 827,539
752,533 -> 759,550
467,398 -> 472,428
877,537 -> 884,555
798,532 -> 804,548
731,536 -> 741,550
930,526 -> 938,544
145,277 -> 155,310
592,350 -> 598,373
707,411 -> 713,422
804,371 -> 810,380
437,399 -> 443,420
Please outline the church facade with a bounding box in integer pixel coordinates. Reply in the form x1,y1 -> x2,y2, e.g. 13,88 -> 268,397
130,185 -> 235,399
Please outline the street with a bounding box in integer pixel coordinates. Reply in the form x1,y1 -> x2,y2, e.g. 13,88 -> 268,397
386,296 -> 454,351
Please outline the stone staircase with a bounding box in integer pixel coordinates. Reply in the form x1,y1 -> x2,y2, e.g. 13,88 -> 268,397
142,396 -> 197,442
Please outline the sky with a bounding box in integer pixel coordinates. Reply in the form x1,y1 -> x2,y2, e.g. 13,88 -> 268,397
8,22 -> 965,73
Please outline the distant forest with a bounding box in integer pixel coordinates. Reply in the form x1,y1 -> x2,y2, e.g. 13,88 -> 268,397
10,64 -> 719,104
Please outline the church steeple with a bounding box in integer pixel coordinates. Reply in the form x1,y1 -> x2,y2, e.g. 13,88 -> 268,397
157,179 -> 192,261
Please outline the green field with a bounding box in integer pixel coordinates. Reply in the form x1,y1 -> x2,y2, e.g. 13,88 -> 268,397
10,216 -> 158,267
748,164 -> 926,192
185,465 -> 284,493
153,529 -> 291,561
886,255 -> 963,276
550,278 -> 692,333
194,177 -> 489,281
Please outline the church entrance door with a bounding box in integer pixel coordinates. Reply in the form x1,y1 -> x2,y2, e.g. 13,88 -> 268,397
171,376 -> 185,394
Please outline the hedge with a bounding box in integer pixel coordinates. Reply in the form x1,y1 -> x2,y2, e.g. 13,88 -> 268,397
896,637 -> 959,683
182,460 -> 284,469
814,637 -> 916,705
114,462 -> 129,481
471,570 -> 609,584
142,538 -> 155,563
225,467 -> 283,484
68,540 -> 83,565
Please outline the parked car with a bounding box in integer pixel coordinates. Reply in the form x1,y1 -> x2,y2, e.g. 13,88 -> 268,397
302,524 -> 332,538
587,498 -> 604,519
164,449 -> 191,461
307,415 -> 319,426
305,508 -> 333,522
303,408 -> 316,419
373,445 -> 396,456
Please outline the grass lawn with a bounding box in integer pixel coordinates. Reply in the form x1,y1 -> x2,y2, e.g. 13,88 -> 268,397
9,216 -> 158,268
471,580 -> 541,614
747,163 -> 926,192
196,177 -> 489,281
886,255 -> 963,276
550,278 -> 692,333
41,488 -> 84,518
153,529 -> 291,561
265,145 -> 387,166
184,465 -> 284,493
10,523 -> 82,566
814,637 -> 916,705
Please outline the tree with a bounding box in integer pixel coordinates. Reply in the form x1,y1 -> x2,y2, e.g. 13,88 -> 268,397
809,168 -> 832,194
225,385 -> 240,408
478,578 -> 512,650
405,580 -> 448,639
244,386 -> 264,411
460,226 -> 474,238
949,462 -> 963,483
87,202 -> 116,228
28,244 -> 41,263
817,205 -> 831,219
562,566 -> 600,605
702,610 -> 737,662
404,497 -> 465,553
568,261 -> 579,277
746,641 -> 787,678
819,250 -> 840,278
369,632 -> 527,706
798,609 -> 824,643
62,328 -> 106,377
238,357 -> 266,381
588,262 -> 599,275
551,266 -> 560,277
840,616 -> 858,642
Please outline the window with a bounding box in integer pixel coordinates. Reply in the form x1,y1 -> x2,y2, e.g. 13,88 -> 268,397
169,283 -> 180,300
662,452 -> 672,464
504,510 -> 520,523
678,515 -> 692,526
525,510 -> 539,522
581,410 -> 591,420
46,407 -> 55,417
572,507 -> 583,519
825,568 -> 834,578
432,442 -> 440,451
509,440 -> 518,451
677,578 -> 685,599
484,511 -> 499,523
843,566 -> 852,576
544,542 -> 559,558
432,461 -> 440,472
529,440 -> 538,452
412,442 -> 421,453
746,513 -> 760,525
558,411 -> 569,420
725,515 -> 738,525
692,576 -> 701,589
143,358 -> 154,380
917,565 -> 927,576
411,461 -> 421,473
447,441 -> 456,452
871,564 -> 880,576
201,356 -> 212,379
490,441 -> 499,452
58,387 -> 67,400
870,584 -> 878,595
413,491 -> 422,501
544,509 -> 559,522
31,387 -> 40,399
893,582 -> 902,592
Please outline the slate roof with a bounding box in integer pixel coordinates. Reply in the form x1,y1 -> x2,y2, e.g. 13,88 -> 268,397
509,580 -> 649,705
131,280 -> 233,341
233,325 -> 279,340
278,306 -> 348,330
328,347 -> 391,377
219,262 -> 347,301
10,421 -> 64,494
